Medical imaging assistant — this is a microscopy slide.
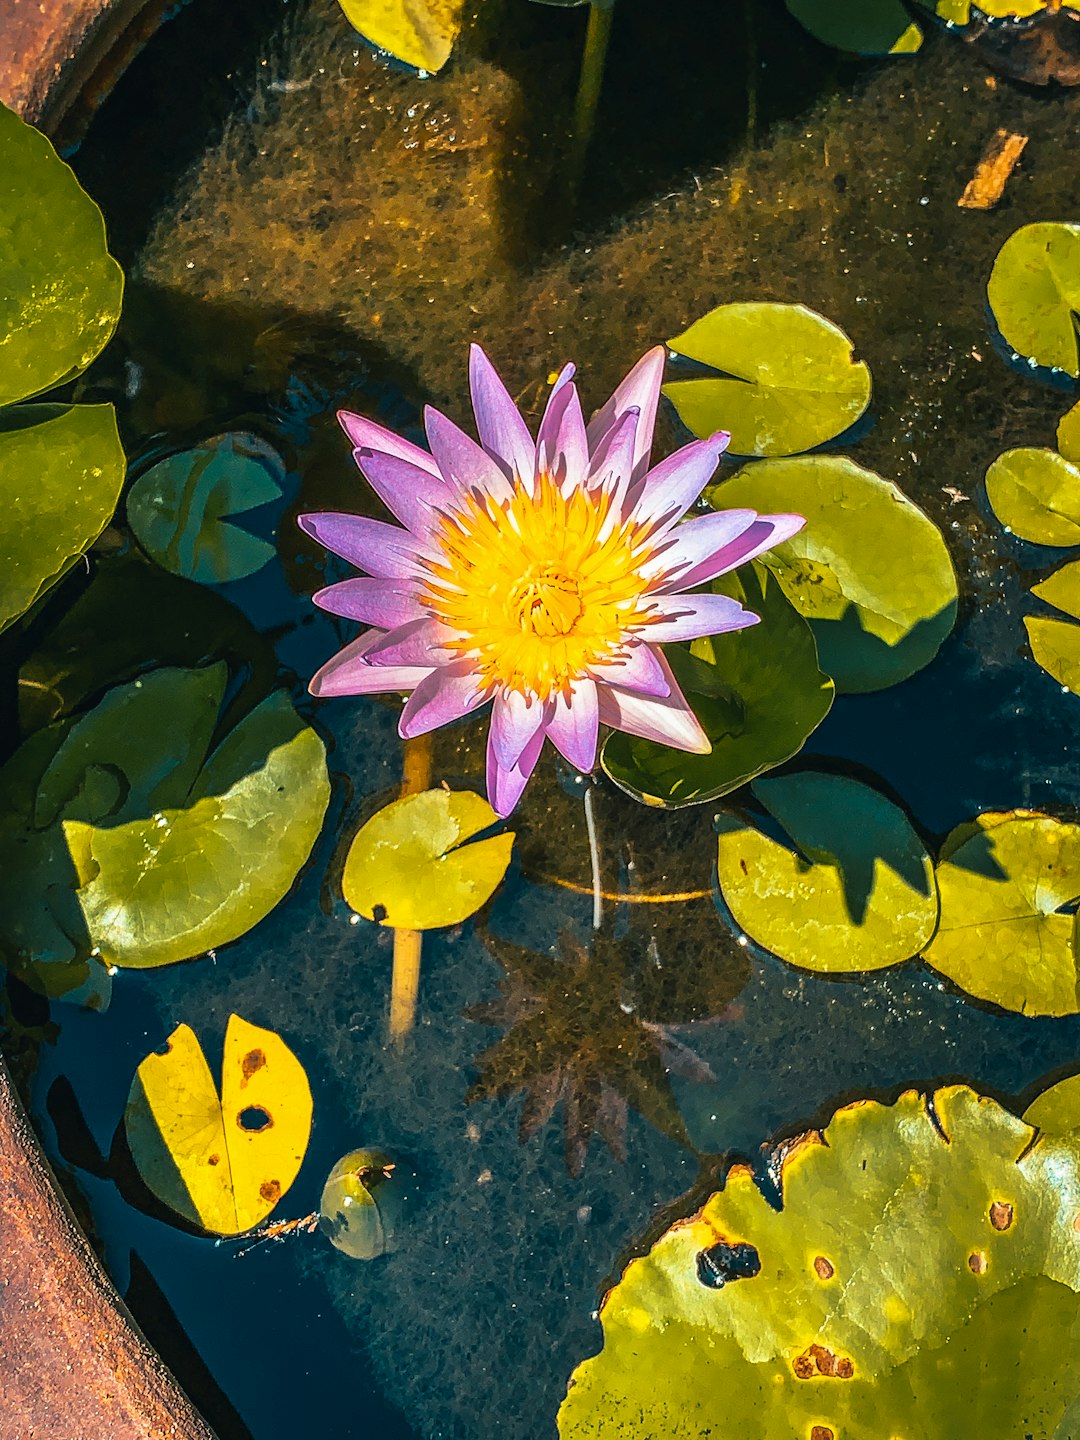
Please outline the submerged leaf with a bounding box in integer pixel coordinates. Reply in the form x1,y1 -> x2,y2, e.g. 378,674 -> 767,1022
712,456 -> 957,691
559,1086 -> 1080,1440
602,563 -> 833,808
319,1148 -> 405,1259
715,771 -> 938,971
987,222 -> 1080,378
337,0 -> 464,72
125,1014 -> 312,1235
342,788 -> 513,928
924,811 -> 1080,1016
664,303 -> 872,457
786,0 -> 923,54
985,447 -> 1080,545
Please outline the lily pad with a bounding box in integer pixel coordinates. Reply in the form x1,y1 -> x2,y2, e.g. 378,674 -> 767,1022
1026,562 -> 1080,694
0,103 -> 123,407
712,456 -> 958,692
714,771 -> 938,972
601,563 -> 833,808
342,788 -> 513,929
923,811 -> 1080,1016
985,447 -> 1080,546
125,1014 -> 312,1235
319,1148 -> 405,1259
664,303 -> 872,458
922,0 -> 1053,21
987,222 -> 1080,378
337,0 -> 464,71
786,0 -> 923,54
1059,401 -> 1080,462
1024,1073 -> 1080,1137
559,1085 -> 1080,1440
126,432 -> 285,585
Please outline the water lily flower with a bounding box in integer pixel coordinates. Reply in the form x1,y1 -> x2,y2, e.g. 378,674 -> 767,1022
301,346 -> 803,816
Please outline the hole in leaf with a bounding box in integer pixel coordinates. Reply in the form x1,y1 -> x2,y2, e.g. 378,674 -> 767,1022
696,1240 -> 761,1289
238,1105 -> 272,1132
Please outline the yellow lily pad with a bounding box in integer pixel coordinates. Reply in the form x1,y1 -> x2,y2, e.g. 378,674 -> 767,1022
1024,1073 -> 1080,1137
342,788 -> 513,929
125,1014 -> 312,1235
1060,401 -> 1080,463
987,222 -> 1080,378
337,0 -> 464,72
985,447 -> 1080,546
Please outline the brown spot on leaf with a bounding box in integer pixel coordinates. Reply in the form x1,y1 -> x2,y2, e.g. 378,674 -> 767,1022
968,1250 -> 987,1275
259,1179 -> 281,1203
1072,1212 -> 1080,1233
207,1154 -> 220,1167
793,1354 -> 816,1380
241,1049 -> 267,1085
813,1255 -> 835,1280
794,1345 -> 854,1380
811,1428 -> 834,1440
990,1201 -> 1014,1231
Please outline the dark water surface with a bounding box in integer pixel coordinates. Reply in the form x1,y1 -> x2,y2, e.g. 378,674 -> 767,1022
5,1 -> 1080,1437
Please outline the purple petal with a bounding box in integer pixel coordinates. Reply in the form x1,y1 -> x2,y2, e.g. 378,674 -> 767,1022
312,578 -> 427,629
536,376 -> 588,491
658,512 -> 805,593
298,512 -> 431,579
469,344 -> 535,484
356,450 -> 449,535
545,678 -> 599,773
310,632 -> 432,698
638,592 -> 759,644
487,720 -> 546,817
586,347 -> 666,484
364,617 -> 457,666
490,688 -> 547,771
587,406 -> 639,493
424,405 -> 513,504
596,651 -> 710,754
338,410 -> 441,478
588,642 -> 670,697
633,432 -> 730,531
398,662 -> 488,739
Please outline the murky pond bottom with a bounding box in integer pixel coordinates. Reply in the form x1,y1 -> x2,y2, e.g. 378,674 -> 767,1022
7,1 -> 1080,1436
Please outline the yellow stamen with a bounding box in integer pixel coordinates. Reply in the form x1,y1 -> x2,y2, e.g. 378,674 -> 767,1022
420,473 -> 659,702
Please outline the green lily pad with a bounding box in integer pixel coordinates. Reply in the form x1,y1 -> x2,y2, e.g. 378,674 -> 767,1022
0,103 -> 123,407
923,811 -> 1080,1016
559,1085 -> 1080,1440
126,432 -> 284,585
1025,613 -> 1080,695
0,404 -> 125,633
1024,1073 -> 1080,1137
342,788 -> 514,929
337,0 -> 464,71
712,456 -> 958,692
601,562 -> 833,808
985,448 -> 1080,546
664,303 -> 872,458
319,1148 -> 405,1259
786,0 -> 923,54
714,771 -> 937,972
987,222 -> 1080,378
1059,401 -> 1080,463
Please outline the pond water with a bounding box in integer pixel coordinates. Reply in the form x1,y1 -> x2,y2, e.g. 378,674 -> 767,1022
6,1 -> 1080,1437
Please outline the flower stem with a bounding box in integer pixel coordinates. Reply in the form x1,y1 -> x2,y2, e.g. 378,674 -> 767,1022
389,733 -> 433,1045
566,1 -> 615,205
583,780 -> 603,932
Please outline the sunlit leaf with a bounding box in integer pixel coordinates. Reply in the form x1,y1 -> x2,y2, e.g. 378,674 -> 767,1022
125,1014 -> 312,1235
1059,401 -> 1080,462
786,0 -> 923,54
126,432 -> 284,585
920,0 -> 1052,21
1024,1073 -> 1080,1137
987,222 -> 1080,378
923,811 -> 1080,1016
985,447 -> 1080,545
1026,561 -> 1080,695
664,303 -> 872,457
601,563 -> 833,808
337,0 -> 464,72
559,1086 -> 1080,1440
342,788 -> 513,929
712,456 -> 957,692
320,1148 -> 405,1259
714,771 -> 937,972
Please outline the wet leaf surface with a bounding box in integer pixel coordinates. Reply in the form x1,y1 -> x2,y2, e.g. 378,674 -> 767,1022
664,303 -> 872,458
559,1086 -> 1080,1440
320,1148 -> 406,1259
125,1014 -> 312,1235
337,0 -> 464,71
715,771 -> 938,972
342,788 -> 513,929
712,456 -> 957,692
786,0 -> 923,54
924,811 -> 1080,1016
985,447 -> 1080,545
987,222 -> 1080,378
601,563 -> 833,808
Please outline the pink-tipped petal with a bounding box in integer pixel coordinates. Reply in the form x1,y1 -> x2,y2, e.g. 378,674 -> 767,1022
585,346 -> 666,483
596,651 -> 710,754
356,450 -> 448,534
312,578 -> 427,629
337,410 -> 441,478
310,632 -> 432,698
490,688 -> 547,771
536,375 -> 588,491
487,720 -> 546,818
469,344 -> 535,484
633,432 -> 731,531
298,513 -> 431,579
363,617 -> 457,667
424,405 -> 514,504
589,642 -> 671,697
637,592 -> 759,644
399,662 -> 488,739
587,406 -> 639,493
658,511 -> 804,592
545,678 -> 600,773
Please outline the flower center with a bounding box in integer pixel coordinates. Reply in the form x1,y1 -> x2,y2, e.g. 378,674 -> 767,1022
419,472 -> 658,701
